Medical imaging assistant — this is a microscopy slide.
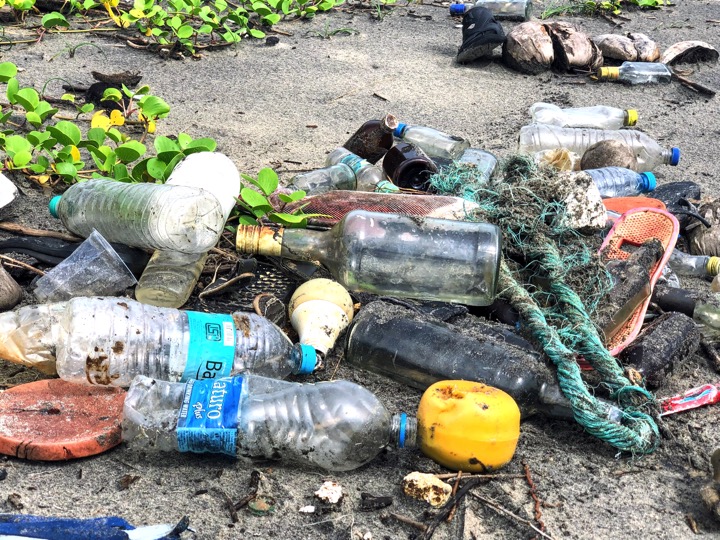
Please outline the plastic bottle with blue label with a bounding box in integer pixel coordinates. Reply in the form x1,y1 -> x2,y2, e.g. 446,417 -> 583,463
582,167 -> 656,198
0,297 -> 315,386
122,374 -> 416,471
325,147 -> 398,193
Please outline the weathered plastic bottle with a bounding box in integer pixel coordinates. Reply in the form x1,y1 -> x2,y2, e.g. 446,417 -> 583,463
456,148 -> 498,180
134,152 -> 241,308
0,297 -> 316,386
449,0 -> 531,20
582,167 -> 656,198
393,123 -> 471,160
518,124 -> 680,172
344,302 -> 623,422
597,62 -> 673,85
325,147 -> 398,193
343,114 -> 398,164
49,179 -> 225,253
235,210 -> 502,306
289,163 -> 357,194
668,250 -> 720,278
530,102 -> 638,130
122,374 -> 416,471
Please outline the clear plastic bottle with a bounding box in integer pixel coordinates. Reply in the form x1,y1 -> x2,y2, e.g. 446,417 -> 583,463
49,179 -> 225,254
236,210 -> 501,306
325,147 -> 398,193
343,114 -> 398,164
597,62 -> 673,85
122,374 -> 416,472
530,102 -> 638,129
582,167 -> 656,198
456,148 -> 498,181
134,152 -> 241,308
667,250 -> 720,278
393,123 -> 471,161
518,124 -> 681,172
0,297 -> 316,386
289,163 -> 357,194
449,0 -> 531,20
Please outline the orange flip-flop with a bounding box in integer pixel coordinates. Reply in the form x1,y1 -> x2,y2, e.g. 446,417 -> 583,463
580,208 -> 679,369
0,379 -> 126,460
604,197 -> 667,215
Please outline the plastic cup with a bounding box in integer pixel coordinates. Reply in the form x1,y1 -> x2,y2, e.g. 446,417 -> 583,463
34,230 -> 137,302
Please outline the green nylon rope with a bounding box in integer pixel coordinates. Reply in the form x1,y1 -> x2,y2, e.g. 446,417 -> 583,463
429,157 -> 660,455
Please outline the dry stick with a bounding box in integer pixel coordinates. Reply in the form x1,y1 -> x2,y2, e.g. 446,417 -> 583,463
671,70 -> 716,97
0,255 -> 45,276
700,338 -> 720,373
469,493 -> 555,540
422,477 -> 483,540
433,473 -> 526,480
387,513 -> 428,533
522,461 -> 545,533
445,470 -> 463,522
214,487 -> 239,523
0,222 -> 82,243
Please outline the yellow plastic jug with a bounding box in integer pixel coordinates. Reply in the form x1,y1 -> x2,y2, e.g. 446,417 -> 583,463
417,380 -> 521,472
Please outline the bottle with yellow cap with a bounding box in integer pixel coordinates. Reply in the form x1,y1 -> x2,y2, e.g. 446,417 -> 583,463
597,62 -> 673,85
530,102 -> 638,130
668,249 -> 720,279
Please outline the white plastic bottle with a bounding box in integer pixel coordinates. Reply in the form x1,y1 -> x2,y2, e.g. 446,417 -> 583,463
518,124 -> 680,172
582,167 -> 655,198
597,62 -> 673,85
393,123 -> 471,160
49,179 -> 225,254
325,148 -> 398,193
530,102 -> 638,130
134,152 -> 241,308
122,374 -> 416,471
668,250 -> 720,278
0,297 -> 316,386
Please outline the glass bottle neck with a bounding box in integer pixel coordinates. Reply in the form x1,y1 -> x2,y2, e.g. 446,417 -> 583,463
281,228 -> 332,263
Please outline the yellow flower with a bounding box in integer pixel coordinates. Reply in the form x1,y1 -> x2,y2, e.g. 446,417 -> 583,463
109,109 -> 125,126
69,145 -> 81,162
91,110 -> 125,131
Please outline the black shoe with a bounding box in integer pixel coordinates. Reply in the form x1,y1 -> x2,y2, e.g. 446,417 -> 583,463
456,6 -> 506,64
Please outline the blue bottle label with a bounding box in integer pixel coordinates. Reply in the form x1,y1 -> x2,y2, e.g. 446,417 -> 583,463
339,153 -> 370,175
183,312 -> 236,381
176,377 -> 243,456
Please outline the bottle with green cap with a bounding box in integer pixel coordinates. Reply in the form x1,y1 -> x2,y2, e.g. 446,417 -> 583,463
0,296 -> 317,387
530,102 -> 638,130
49,179 -> 225,254
518,124 -> 680,172
393,122 -> 470,160
581,167 -> 656,198
597,62 -> 673,85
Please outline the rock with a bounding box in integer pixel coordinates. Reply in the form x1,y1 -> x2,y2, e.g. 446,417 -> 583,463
592,34 -> 638,62
628,33 -> 660,62
546,22 -> 603,72
580,140 -> 638,171
502,22 -> 554,75
0,264 -> 23,312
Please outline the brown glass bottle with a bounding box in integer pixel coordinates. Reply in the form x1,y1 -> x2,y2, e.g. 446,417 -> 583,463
343,113 -> 399,164
382,142 -> 439,192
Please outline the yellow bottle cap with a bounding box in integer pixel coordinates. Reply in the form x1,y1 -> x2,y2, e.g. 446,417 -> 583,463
625,109 -> 638,126
707,256 -> 720,277
598,67 -> 620,80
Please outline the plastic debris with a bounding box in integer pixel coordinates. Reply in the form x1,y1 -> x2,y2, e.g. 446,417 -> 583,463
402,472 -> 452,507
314,481 -> 343,505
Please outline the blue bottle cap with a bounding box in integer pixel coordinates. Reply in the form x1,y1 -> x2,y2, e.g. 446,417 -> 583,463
449,3 -> 466,15
393,123 -> 407,138
670,147 -> 681,166
295,344 -> 317,374
48,196 -> 61,218
398,412 -> 407,448
640,171 -> 656,192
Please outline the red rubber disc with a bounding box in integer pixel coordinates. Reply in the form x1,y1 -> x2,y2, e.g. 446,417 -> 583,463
0,379 -> 126,461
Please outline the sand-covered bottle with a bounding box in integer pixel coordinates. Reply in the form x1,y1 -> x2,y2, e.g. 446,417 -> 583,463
530,102 -> 638,130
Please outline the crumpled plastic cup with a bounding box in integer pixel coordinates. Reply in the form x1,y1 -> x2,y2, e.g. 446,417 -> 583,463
34,230 -> 137,302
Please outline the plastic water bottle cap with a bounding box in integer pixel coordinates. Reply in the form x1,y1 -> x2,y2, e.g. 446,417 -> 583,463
296,344 -> 317,374
48,196 -> 61,218
598,67 -> 619,80
398,412 -> 407,449
393,123 -> 407,138
625,109 -> 638,126
640,172 -> 656,192
670,147 -> 681,166
449,3 -> 466,14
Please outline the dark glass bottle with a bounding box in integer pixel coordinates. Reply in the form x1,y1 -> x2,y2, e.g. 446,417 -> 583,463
382,142 -> 439,192
343,114 -> 399,164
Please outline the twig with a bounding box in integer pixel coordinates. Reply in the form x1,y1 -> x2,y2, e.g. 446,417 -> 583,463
387,512 -> 427,532
433,472 -> 526,480
523,461 -> 545,533
469,492 -> 555,540
0,255 -> 45,276
685,513 -> 700,534
700,338 -> 720,372
422,477 -> 483,539
671,70 -> 716,97
0,222 -> 82,243
234,469 -> 261,510
445,470 -> 463,522
214,487 -> 239,523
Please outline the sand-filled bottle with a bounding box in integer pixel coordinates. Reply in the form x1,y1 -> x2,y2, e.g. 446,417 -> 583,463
235,210 -> 502,306
393,123 -> 470,160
